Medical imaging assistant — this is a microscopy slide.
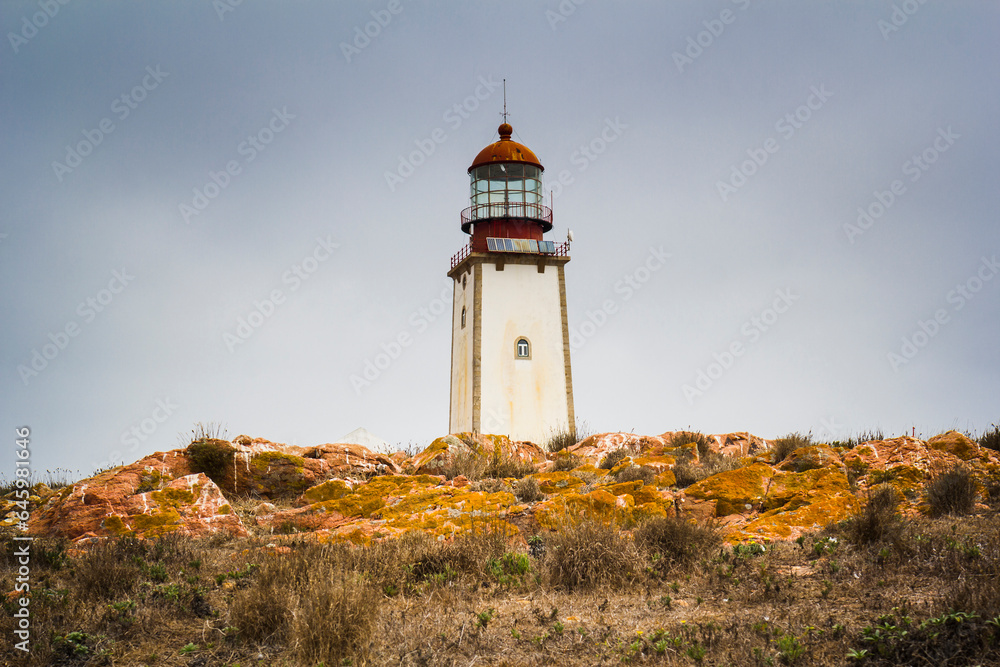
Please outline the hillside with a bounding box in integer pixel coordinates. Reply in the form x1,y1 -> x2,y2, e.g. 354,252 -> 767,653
3,428 -> 1000,665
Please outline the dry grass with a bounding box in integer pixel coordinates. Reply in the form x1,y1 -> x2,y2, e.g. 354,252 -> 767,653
442,443 -> 537,481
771,431 -> 813,463
612,464 -> 656,486
670,430 -> 716,459
6,500 -> 1000,665
925,464 -> 977,516
598,448 -> 629,470
841,483 -> 904,545
633,515 -> 721,574
542,515 -> 643,591
552,451 -> 583,471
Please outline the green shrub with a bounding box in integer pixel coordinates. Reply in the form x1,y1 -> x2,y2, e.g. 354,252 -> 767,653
926,465 -> 977,517
186,438 -> 235,484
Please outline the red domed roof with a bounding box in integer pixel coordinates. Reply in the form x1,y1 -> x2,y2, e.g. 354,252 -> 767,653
468,123 -> 543,172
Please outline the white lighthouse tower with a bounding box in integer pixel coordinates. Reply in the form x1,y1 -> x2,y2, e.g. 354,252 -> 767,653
447,121 -> 575,445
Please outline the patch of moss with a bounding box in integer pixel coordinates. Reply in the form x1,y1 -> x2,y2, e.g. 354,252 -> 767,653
133,509 -> 183,537
302,479 -> 352,504
685,462 -> 774,516
151,486 -> 197,508
102,515 -> 129,535
218,504 -> 231,515
533,471 -> 586,495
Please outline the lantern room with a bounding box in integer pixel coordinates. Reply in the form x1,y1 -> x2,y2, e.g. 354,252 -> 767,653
461,123 -> 553,252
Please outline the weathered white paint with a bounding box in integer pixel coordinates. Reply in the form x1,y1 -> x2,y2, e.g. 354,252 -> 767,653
449,257 -> 571,444
449,265 -> 475,433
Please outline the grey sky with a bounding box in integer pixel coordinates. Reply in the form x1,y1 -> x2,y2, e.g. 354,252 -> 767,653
2,1 -> 998,480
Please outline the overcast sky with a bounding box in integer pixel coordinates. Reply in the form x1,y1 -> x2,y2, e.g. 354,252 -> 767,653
2,1 -> 998,481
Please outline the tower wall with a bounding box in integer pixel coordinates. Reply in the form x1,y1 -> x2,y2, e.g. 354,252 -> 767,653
449,254 -> 574,445
449,264 -> 476,434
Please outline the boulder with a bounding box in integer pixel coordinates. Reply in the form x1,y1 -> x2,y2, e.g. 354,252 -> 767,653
29,472 -> 246,541
190,437 -> 400,499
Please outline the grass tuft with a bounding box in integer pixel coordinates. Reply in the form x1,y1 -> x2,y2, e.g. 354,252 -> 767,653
925,465 -> 977,517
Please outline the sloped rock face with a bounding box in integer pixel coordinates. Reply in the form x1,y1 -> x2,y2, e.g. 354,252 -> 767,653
192,437 -> 400,499
567,433 -> 675,467
29,471 -> 246,541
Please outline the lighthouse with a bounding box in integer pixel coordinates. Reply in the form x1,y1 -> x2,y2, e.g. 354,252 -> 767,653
447,121 -> 575,445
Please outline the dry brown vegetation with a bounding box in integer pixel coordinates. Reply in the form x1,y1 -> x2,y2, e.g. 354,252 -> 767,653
4,501 -> 1000,666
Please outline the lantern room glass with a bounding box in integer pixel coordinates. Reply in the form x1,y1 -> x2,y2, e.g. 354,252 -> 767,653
469,164 -> 543,219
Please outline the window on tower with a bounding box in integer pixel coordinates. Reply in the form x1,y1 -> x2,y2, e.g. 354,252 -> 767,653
461,307 -> 466,329
516,338 -> 530,359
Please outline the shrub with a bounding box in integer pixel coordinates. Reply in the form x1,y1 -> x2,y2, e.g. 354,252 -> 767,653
514,476 -> 544,503
702,452 -> 742,477
544,516 -> 642,591
844,484 -> 902,545
546,420 -> 593,453
672,462 -> 706,488
926,465 -> 977,517
546,429 -> 578,453
599,449 -> 629,470
670,431 -> 715,459
443,444 -> 536,481
771,432 -> 812,463
75,537 -> 149,601
633,516 -> 720,573
186,438 -> 235,484
291,574 -> 377,666
613,465 -> 656,486
979,423 -> 1000,453
552,452 -> 583,471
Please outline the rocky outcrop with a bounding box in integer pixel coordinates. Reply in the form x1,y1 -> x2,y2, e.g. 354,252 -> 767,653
18,429 -> 999,547
409,433 -> 545,476
29,471 -> 245,541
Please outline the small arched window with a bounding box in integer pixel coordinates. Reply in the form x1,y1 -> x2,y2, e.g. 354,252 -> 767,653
461,307 -> 466,329
515,338 -> 530,359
